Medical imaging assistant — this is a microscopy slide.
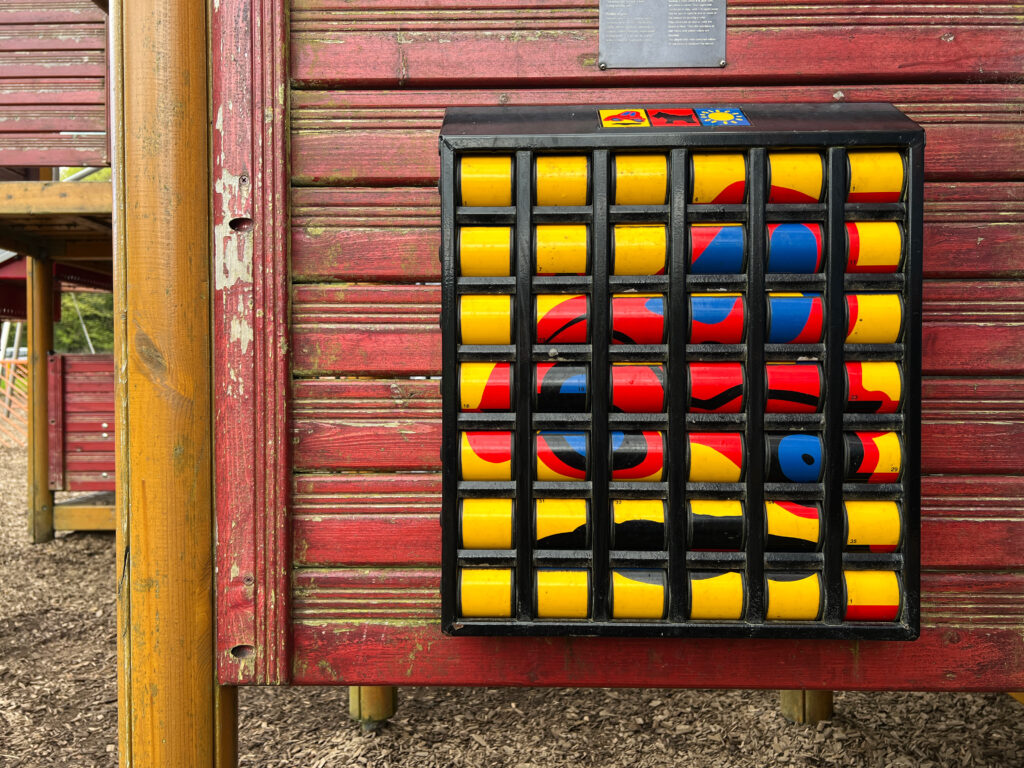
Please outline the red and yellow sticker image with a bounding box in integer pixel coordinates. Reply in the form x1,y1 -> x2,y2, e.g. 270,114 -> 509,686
612,154 -> 667,204
768,151 -> 824,203
535,294 -> 589,344
687,499 -> 744,551
459,568 -> 513,618
612,224 -> 667,275
688,432 -> 744,483
459,155 -> 513,207
459,431 -> 513,481
535,224 -> 589,275
691,153 -> 746,204
845,361 -> 902,414
846,293 -> 903,343
459,362 -> 512,412
844,431 -> 903,484
611,569 -> 667,620
610,430 -> 665,482
459,294 -> 512,345
534,498 -> 589,549
766,572 -> 822,621
689,571 -> 745,620
599,109 -> 650,128
534,155 -> 589,206
611,294 -> 666,344
765,362 -> 822,413
847,150 -> 904,203
459,498 -> 513,549
535,430 -> 589,481
612,499 -> 666,550
846,221 -> 902,273
535,569 -> 590,618
844,500 -> 902,552
764,501 -> 821,551
844,570 -> 901,621
688,362 -> 744,413
611,363 -> 666,413
459,226 -> 513,277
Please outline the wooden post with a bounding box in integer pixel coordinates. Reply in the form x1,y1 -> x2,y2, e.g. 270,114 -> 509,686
112,0 -> 237,765
26,254 -> 54,543
779,690 -> 835,724
349,686 -> 398,731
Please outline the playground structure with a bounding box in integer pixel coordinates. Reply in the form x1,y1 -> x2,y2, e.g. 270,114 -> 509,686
0,0 -> 1022,765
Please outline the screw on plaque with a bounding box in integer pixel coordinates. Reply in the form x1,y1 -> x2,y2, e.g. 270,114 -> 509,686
599,62 -> 607,70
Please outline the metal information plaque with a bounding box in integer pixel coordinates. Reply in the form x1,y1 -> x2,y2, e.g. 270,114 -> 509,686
599,0 -> 726,69
437,103 -> 925,640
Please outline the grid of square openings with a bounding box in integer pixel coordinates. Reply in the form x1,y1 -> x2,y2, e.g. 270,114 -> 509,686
449,146 -> 911,635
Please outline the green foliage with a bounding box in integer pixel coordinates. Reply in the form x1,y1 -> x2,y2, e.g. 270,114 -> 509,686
53,292 -> 114,353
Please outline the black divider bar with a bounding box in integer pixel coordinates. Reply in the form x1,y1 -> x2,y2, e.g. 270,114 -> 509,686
590,149 -> 611,622
903,138 -> 925,635
667,148 -> 689,622
438,143 -> 458,630
514,149 -> 534,621
744,148 -> 767,623
823,147 -> 848,624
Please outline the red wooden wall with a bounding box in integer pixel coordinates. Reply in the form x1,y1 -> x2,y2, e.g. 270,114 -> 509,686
48,354 -> 115,492
215,0 -> 1024,688
0,2 -> 108,167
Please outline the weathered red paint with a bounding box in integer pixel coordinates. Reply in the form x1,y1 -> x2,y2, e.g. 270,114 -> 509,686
213,0 -> 1024,689
46,354 -> 115,492
0,2 -> 109,166
212,0 -> 292,685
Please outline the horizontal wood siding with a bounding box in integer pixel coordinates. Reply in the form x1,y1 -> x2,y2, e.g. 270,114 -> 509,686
286,0 -> 1024,688
48,354 -> 115,492
0,3 -> 109,166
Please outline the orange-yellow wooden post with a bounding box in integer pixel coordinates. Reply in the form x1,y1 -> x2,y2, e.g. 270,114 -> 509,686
26,254 -> 54,543
112,0 -> 237,764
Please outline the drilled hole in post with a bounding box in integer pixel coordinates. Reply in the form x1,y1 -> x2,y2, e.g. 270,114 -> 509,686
229,217 -> 254,232
230,644 -> 255,659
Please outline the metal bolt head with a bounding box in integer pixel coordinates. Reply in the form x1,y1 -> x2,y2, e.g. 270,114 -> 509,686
599,62 -> 607,70
719,59 -> 727,67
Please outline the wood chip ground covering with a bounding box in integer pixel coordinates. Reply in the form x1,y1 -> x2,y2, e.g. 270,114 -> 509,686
0,446 -> 1021,767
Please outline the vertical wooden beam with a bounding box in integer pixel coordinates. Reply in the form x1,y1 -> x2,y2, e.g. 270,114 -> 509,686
26,255 -> 54,543
113,0 -> 237,765
779,690 -> 835,724
349,686 -> 398,732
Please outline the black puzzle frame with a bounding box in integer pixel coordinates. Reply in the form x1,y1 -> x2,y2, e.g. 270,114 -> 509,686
438,103 -> 924,639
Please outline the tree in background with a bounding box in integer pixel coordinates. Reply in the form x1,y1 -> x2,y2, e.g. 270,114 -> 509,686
54,292 -> 114,353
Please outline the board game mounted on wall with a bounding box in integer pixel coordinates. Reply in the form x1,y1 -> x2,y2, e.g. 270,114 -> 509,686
437,103 -> 924,639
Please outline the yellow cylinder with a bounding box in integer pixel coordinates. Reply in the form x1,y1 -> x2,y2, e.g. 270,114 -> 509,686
459,498 -> 514,549
846,293 -> 903,344
846,221 -> 902,273
459,226 -> 513,277
689,571 -> 745,620
847,150 -> 905,203
534,498 -> 589,547
691,153 -> 746,204
766,573 -> 822,620
611,569 -> 667,620
459,294 -> 512,344
611,499 -> 666,550
844,570 -> 902,621
535,569 -> 590,618
612,224 -> 667,275
845,500 -> 902,551
459,568 -> 513,617
535,224 -> 589,275
768,151 -> 824,203
459,155 -> 513,206
535,155 -> 589,206
613,154 -> 668,205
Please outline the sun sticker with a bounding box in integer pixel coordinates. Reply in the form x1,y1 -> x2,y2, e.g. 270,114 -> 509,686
696,107 -> 751,127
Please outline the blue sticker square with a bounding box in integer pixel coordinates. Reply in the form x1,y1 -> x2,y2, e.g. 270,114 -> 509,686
696,107 -> 750,126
